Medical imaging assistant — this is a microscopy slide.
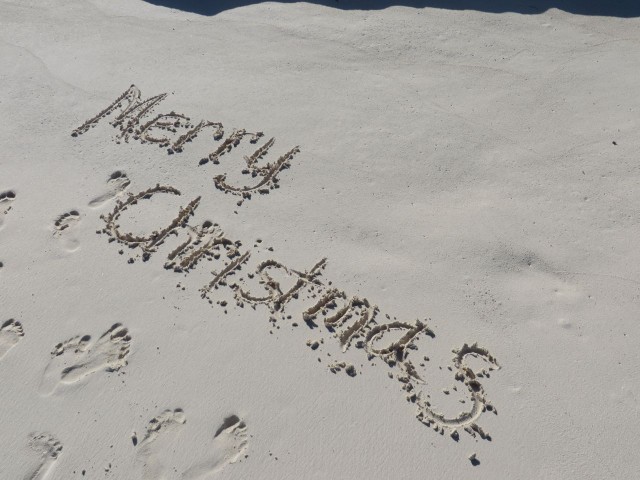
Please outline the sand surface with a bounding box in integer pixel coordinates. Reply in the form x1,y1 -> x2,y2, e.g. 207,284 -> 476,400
1,1 -> 639,478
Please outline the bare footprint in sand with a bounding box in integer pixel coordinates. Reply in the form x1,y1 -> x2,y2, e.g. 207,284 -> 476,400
0,189 -> 16,229
53,210 -> 81,251
89,171 -> 131,208
39,323 -> 131,395
23,432 -> 63,480
0,319 -> 24,360
134,411 -> 248,479
182,415 -> 249,479
136,408 -> 187,480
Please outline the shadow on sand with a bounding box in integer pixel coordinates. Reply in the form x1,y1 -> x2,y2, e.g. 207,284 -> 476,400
142,0 -> 640,17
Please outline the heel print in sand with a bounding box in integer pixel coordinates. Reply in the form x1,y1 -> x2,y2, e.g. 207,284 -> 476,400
24,432 -> 63,480
0,319 -> 24,361
39,323 -> 131,395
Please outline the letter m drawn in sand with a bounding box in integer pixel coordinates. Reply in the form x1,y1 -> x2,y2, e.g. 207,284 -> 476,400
71,85 -> 167,140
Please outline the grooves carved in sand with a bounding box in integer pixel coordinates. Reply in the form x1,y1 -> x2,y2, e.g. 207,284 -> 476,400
99,186 -> 252,291
71,85 -> 300,199
40,323 -> 131,394
101,185 -> 199,255
24,432 -> 63,480
410,343 -> 500,440
232,258 -> 499,438
200,128 -> 263,165
0,318 -> 24,360
97,183 -> 500,440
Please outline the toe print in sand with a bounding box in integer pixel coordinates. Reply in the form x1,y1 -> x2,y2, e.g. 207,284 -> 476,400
39,323 -> 131,395
134,409 -> 248,479
0,189 -> 16,229
23,432 -> 63,480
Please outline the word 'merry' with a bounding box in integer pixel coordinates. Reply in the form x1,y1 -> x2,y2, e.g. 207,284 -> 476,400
72,85 -> 300,202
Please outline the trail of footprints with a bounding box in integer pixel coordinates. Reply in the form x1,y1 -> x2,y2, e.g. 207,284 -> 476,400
1,182 -> 248,477
16,411 -> 246,479
49,171 -> 130,250
3,319 -> 246,477
39,323 -> 131,395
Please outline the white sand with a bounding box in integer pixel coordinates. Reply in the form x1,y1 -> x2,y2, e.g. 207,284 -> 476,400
1,1 -> 639,478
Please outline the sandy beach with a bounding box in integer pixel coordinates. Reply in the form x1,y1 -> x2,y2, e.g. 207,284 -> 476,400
1,1 -> 639,478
